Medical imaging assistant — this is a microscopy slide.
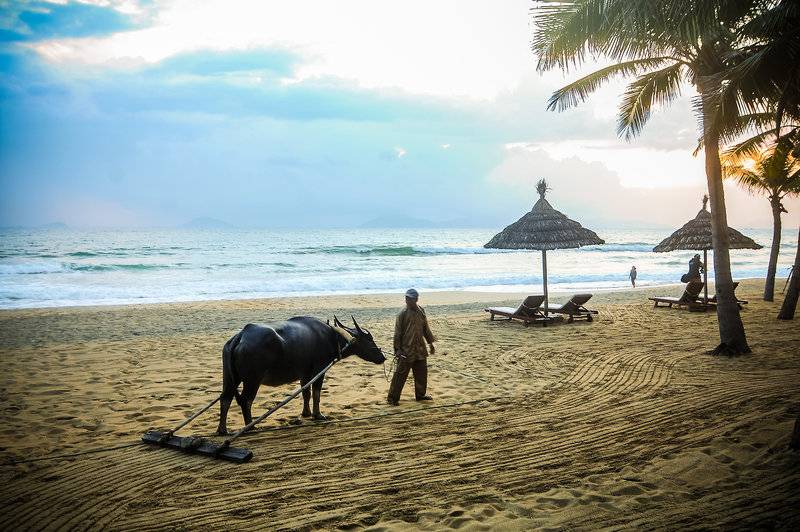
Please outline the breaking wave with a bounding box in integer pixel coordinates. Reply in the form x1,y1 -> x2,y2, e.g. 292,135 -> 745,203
296,245 -> 517,256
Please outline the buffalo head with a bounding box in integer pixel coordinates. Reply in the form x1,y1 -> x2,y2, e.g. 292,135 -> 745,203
333,315 -> 386,364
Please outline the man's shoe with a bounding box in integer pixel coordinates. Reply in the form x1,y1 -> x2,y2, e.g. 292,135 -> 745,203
387,399 -> 400,406
416,395 -> 433,401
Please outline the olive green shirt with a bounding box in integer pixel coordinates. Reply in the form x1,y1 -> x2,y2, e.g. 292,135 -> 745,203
394,305 -> 435,362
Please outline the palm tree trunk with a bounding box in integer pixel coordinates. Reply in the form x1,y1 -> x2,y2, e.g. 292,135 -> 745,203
700,79 -> 751,354
778,224 -> 800,319
763,197 -> 782,301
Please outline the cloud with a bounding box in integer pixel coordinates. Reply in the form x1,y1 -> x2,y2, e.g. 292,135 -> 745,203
25,0 -> 535,99
1,44 -> 479,125
88,73 -> 465,122
148,48 -> 301,78
516,139 -> 705,188
2,1 -> 796,230
0,0 -> 150,42
488,145 -> 800,229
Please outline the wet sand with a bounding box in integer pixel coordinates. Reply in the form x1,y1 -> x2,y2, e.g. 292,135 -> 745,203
1,279 -> 799,529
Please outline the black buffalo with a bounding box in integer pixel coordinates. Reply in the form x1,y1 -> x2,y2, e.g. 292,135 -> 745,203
217,315 -> 385,435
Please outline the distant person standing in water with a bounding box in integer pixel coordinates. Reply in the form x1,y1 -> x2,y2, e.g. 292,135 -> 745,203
387,288 -> 436,406
629,266 -> 637,288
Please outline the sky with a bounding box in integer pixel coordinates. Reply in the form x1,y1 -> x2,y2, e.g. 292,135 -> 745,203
1,0 -> 798,229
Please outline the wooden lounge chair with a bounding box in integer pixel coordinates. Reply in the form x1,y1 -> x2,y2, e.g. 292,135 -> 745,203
547,294 -> 598,322
484,295 -> 549,326
649,281 -> 713,312
709,282 -> 748,305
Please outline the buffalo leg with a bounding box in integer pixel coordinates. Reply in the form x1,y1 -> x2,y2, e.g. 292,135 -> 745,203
217,373 -> 240,436
240,381 -> 260,426
312,374 -> 327,421
217,397 -> 233,435
301,380 -> 312,418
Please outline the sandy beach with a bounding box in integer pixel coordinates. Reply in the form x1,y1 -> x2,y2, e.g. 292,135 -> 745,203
1,278 -> 798,530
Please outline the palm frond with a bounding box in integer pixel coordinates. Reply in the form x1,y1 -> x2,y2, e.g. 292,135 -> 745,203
783,168 -> 800,198
617,63 -> 685,140
717,111 -> 779,146
723,127 -> 800,198
532,0 -> 684,72
724,166 -> 766,195
723,124 -> 800,162
546,57 -> 676,111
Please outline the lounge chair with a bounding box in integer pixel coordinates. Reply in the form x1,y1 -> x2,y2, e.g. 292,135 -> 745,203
547,294 -> 598,322
484,295 -> 549,326
709,282 -> 748,305
649,281 -> 712,311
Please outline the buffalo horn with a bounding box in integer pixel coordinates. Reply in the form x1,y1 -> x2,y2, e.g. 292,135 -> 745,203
332,325 -> 353,342
351,315 -> 364,334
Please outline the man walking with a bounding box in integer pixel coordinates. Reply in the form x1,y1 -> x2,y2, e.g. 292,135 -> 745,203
629,265 -> 637,288
387,288 -> 436,406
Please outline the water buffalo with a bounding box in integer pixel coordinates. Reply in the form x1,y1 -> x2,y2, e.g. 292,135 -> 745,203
216,315 -> 385,435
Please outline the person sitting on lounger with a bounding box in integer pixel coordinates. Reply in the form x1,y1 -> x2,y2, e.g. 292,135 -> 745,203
681,254 -> 704,283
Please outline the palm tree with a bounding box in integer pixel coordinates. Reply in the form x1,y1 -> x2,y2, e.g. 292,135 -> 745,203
704,0 -> 800,148
778,227 -> 800,319
722,132 -> 800,301
531,0 -> 762,354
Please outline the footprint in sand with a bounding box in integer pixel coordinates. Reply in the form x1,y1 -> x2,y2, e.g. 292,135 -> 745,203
143,405 -> 169,413
611,484 -> 645,496
38,389 -> 69,396
481,506 -> 497,517
535,496 -> 571,509
444,515 -> 476,529
70,418 -> 102,431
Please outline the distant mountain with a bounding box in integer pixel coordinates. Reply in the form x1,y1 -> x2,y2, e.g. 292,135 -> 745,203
360,215 -> 486,229
180,217 -> 234,229
0,222 -> 69,230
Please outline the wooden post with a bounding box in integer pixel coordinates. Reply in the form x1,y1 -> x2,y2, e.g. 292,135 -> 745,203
542,249 -> 549,316
164,395 -> 221,437
704,249 -> 709,303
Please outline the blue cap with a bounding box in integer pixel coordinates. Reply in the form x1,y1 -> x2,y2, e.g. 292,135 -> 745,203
405,288 -> 419,299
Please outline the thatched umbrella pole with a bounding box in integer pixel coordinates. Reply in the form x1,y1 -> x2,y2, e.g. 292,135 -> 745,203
704,249 -> 708,303
542,249 -> 549,316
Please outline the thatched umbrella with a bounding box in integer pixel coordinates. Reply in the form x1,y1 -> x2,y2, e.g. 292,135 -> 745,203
653,195 -> 762,303
485,179 -> 604,317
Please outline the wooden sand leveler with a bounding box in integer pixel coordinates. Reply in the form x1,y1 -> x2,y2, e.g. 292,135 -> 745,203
142,359 -> 337,463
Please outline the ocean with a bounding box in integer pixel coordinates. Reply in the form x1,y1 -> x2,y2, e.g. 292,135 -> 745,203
0,227 -> 796,309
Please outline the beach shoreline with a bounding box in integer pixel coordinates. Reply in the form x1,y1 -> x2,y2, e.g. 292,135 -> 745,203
0,276 -> 784,314
1,277 -> 798,529
2,226 -> 794,311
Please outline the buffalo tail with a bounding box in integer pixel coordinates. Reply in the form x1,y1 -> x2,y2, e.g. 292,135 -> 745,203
222,332 -> 243,406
